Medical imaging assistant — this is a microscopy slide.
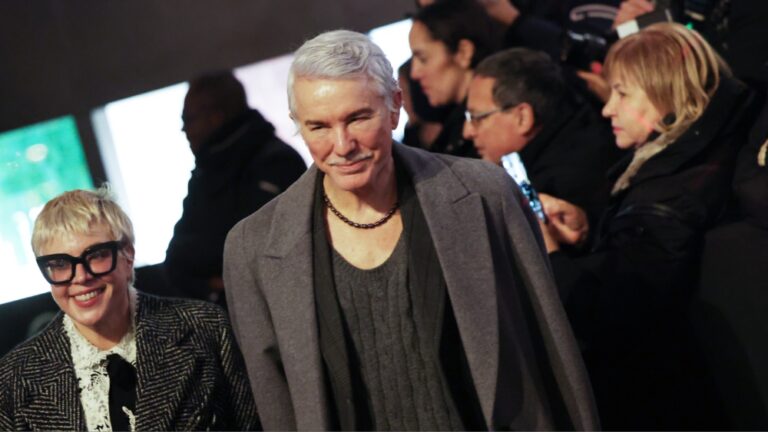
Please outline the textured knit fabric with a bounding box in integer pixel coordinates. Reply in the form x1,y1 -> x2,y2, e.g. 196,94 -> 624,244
332,235 -> 462,431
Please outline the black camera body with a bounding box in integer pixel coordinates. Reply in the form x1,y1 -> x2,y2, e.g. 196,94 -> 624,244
560,0 -> 681,71
560,30 -> 613,71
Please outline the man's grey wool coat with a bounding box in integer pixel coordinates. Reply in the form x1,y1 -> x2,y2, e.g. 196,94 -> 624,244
224,143 -> 598,431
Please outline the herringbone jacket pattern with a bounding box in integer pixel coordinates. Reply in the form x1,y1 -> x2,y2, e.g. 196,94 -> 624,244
0,293 -> 259,431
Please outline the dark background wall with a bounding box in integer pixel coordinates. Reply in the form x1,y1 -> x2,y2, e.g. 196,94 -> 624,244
0,0 -> 414,133
0,0 -> 413,355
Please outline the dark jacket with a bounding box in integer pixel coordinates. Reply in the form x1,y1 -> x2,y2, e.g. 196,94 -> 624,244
550,77 -> 755,429
520,99 -> 625,219
502,1 -> 621,110
697,0 -> 768,97
165,109 -> 306,302
0,293 -> 259,431
429,102 -> 479,158
734,95 -> 768,228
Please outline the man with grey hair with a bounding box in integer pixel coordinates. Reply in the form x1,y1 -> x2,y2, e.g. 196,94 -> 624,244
224,29 -> 597,431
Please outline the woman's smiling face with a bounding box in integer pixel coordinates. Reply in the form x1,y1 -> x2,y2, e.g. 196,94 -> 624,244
41,225 -> 133,338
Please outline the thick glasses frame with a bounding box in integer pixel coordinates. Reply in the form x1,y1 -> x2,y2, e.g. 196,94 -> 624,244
464,104 -> 516,127
36,240 -> 124,285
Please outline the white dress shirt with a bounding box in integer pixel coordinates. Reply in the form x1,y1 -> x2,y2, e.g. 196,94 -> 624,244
64,288 -> 137,432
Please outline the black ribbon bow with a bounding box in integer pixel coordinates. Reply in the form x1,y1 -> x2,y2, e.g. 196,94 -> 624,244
106,353 -> 137,431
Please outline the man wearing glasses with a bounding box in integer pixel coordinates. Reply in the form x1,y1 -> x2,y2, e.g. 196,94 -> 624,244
464,47 -> 623,221
0,187 -> 258,431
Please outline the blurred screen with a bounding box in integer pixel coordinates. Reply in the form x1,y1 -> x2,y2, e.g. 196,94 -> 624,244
0,19 -> 430,307
0,116 -> 93,305
94,83 -> 194,267
369,18 -> 413,140
94,20 -> 413,269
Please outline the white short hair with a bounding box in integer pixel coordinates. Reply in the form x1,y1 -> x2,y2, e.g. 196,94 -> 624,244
288,29 -> 399,115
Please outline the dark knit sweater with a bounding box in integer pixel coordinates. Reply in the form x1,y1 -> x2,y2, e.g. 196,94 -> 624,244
331,236 -> 462,431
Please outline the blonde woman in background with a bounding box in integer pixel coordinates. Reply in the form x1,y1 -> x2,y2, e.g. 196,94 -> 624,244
540,22 -> 757,429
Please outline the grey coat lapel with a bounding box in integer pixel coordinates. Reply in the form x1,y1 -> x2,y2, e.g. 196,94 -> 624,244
395,144 -> 499,425
262,165 -> 331,430
264,148 -> 500,428
21,316 -> 85,431
134,295 -> 197,431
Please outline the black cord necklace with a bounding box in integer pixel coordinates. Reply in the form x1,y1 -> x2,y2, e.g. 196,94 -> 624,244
322,193 -> 399,229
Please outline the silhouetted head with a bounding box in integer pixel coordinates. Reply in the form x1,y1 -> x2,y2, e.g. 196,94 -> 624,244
182,71 -> 248,154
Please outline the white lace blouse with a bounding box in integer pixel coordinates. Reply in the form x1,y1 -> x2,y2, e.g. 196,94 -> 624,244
64,288 -> 138,432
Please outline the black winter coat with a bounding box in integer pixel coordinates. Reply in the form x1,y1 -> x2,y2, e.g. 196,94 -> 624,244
520,99 -> 624,220
734,95 -> 768,228
429,102 -> 479,159
165,109 -> 306,303
549,77 -> 755,429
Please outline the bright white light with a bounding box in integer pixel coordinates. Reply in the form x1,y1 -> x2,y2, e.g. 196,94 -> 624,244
234,54 -> 312,166
92,19 -> 414,269
95,62 -> 313,269
369,18 -> 414,140
369,18 -> 414,82
96,83 -> 193,267
0,211 -> 48,305
25,144 -> 48,163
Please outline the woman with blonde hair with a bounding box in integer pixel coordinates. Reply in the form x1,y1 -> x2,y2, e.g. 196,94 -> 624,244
540,22 -> 756,428
0,186 -> 259,431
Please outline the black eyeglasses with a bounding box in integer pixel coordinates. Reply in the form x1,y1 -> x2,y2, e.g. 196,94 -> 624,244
36,241 -> 125,285
464,104 -> 516,127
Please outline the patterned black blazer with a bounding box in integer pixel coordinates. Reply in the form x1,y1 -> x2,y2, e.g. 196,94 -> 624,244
0,293 -> 259,431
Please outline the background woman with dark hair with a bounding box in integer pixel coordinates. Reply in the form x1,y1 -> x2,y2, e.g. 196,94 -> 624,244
408,0 -> 498,157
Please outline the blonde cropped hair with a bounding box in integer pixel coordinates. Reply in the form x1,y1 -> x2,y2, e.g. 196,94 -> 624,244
604,22 -> 728,141
31,185 -> 135,257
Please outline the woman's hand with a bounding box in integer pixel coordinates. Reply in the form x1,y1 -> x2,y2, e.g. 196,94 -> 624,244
576,62 -> 610,103
477,0 -> 521,26
612,0 -> 655,28
540,193 -> 590,247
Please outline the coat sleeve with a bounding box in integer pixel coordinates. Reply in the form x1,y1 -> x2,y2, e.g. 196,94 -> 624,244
223,219 -> 297,430
497,173 -> 600,431
246,139 -> 307,210
213,306 -> 261,430
550,201 -> 701,345
0,354 -> 22,431
0,381 -> 13,431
